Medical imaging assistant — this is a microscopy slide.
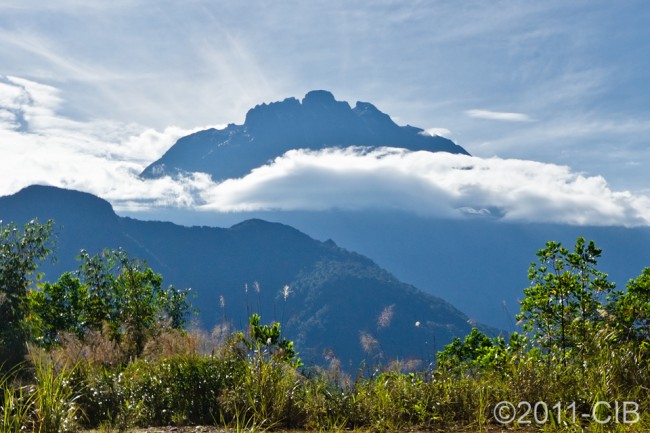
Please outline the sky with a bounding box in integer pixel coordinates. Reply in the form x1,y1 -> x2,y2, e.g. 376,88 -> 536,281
1,1 -> 650,226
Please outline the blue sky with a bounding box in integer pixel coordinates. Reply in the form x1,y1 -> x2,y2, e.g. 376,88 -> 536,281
1,1 -> 650,225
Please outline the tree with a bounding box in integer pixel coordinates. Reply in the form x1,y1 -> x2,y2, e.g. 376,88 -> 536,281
76,249 -> 191,357
516,237 -> 615,365
437,328 -> 495,371
436,328 -> 526,375
611,268 -> 650,344
77,248 -> 121,335
237,313 -> 302,368
27,272 -> 87,347
114,251 -> 184,357
0,219 -> 54,370
28,248 -> 191,359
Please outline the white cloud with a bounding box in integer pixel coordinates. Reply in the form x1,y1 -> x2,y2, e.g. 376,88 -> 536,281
1,76 -> 649,228
465,109 -> 532,122
0,75 -> 221,210
0,2 -> 647,197
197,147 -> 650,227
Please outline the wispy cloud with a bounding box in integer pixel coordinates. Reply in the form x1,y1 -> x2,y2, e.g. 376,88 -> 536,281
0,76 -> 221,209
465,109 -> 532,122
0,1 -> 647,199
0,0 -> 138,12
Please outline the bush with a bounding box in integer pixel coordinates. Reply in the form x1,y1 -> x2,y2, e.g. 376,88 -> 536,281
82,354 -> 239,428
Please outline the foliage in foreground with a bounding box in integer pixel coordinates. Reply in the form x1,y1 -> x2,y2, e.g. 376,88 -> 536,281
0,219 -> 54,370
3,338 -> 648,432
1,220 -> 650,432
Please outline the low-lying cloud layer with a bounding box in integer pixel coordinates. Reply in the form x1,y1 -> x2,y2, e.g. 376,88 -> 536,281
200,147 -> 650,226
2,76 -> 649,227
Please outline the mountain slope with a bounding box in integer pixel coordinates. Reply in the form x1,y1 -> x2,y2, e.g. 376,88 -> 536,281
125,207 -> 650,331
141,90 -> 469,180
0,185 -> 480,366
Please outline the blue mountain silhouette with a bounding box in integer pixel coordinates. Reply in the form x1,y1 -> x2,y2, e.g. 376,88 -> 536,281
141,90 -> 469,180
0,185 -> 484,367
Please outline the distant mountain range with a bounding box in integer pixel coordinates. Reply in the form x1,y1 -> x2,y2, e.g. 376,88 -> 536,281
133,89 -> 650,331
141,90 -> 469,180
126,207 -> 650,332
0,185 -> 484,367
5,91 -> 649,366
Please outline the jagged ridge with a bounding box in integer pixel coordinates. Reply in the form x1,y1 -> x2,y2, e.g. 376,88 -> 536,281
141,90 -> 469,180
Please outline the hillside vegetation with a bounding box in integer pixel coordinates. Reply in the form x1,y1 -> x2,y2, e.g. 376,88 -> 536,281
1,219 -> 649,432
0,185 -> 480,367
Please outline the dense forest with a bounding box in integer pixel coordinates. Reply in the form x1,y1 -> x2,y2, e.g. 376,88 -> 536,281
1,219 -> 649,432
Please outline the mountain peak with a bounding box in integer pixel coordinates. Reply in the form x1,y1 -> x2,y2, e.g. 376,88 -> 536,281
353,100 -> 379,112
302,89 -> 337,105
141,91 -> 470,180
2,185 -> 117,223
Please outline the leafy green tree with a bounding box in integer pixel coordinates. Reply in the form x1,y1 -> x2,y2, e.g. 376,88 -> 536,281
28,248 -> 191,358
0,219 -> 54,370
611,268 -> 650,344
114,251 -> 180,356
437,328 -> 527,374
517,237 -> 615,365
437,328 -> 495,371
28,273 -> 87,347
77,248 -> 121,335
82,249 -> 191,357
238,313 -> 302,367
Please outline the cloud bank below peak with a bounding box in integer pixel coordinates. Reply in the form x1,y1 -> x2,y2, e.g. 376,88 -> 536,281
198,147 -> 650,227
1,75 -> 650,228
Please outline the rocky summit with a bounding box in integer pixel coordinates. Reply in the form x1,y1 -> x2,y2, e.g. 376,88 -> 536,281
140,90 -> 469,180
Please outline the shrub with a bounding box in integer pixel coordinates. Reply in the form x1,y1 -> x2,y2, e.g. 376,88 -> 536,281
82,354 -> 239,428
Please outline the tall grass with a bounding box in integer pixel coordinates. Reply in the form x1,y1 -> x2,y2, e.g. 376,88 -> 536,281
0,359 -> 81,433
219,355 -> 301,429
4,322 -> 648,432
1,366 -> 33,433
82,354 -> 239,428
31,357 -> 82,433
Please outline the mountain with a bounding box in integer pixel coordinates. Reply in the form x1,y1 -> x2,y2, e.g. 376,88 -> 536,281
0,185 -> 483,367
141,90 -> 469,180
278,211 -> 650,331
123,207 -> 650,331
